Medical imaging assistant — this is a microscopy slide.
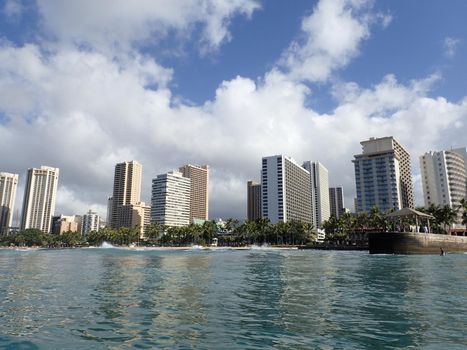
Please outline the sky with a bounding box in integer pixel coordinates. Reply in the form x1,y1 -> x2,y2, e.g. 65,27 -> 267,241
0,0 -> 466,222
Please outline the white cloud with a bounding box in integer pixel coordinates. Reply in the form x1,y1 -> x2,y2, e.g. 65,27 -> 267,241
36,0 -> 260,54
0,0 -> 465,220
444,37 -> 460,58
280,0 -> 373,82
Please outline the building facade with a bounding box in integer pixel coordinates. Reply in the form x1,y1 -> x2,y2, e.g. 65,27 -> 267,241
151,171 -> 191,227
261,155 -> 312,224
179,164 -> 209,222
303,161 -> 330,228
329,187 -> 345,219
21,166 -> 59,233
353,137 -> 414,213
82,210 -> 100,236
420,148 -> 467,212
0,172 -> 18,234
247,180 -> 262,221
109,161 -> 142,228
52,215 -> 82,235
118,202 -> 151,236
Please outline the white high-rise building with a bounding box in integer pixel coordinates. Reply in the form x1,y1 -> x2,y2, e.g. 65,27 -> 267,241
0,172 -> 18,234
21,166 -> 59,233
420,148 -> 467,211
261,155 -> 312,224
353,137 -> 414,212
151,171 -> 191,227
82,210 -> 100,236
303,161 -> 330,228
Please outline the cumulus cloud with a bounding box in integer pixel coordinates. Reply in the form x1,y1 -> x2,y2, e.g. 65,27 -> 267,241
280,0 -> 372,82
0,0 -> 465,220
36,0 -> 260,54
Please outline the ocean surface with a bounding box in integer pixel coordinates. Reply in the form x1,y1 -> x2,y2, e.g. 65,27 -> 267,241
0,247 -> 466,349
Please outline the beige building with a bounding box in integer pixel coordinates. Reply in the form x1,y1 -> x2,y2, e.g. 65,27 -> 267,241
21,166 -> 59,233
247,180 -> 262,221
0,172 -> 18,234
179,164 -> 209,222
118,202 -> 151,236
52,215 -> 82,235
110,161 -> 142,228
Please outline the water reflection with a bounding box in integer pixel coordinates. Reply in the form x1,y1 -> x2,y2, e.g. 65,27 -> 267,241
0,249 -> 466,349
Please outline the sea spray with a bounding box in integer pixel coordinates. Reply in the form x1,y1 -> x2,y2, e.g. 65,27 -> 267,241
100,241 -> 115,249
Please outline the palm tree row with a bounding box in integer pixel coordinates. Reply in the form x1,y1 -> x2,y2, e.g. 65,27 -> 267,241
322,202 -> 467,242
1,218 -> 316,248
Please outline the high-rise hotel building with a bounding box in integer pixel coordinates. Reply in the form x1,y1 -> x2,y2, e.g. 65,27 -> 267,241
21,166 -> 59,233
82,210 -> 100,236
179,164 -> 209,222
109,161 -> 142,228
0,172 -> 18,234
261,155 -> 312,224
329,187 -> 345,219
303,161 -> 330,228
353,137 -> 414,212
420,148 -> 467,210
247,180 -> 262,221
151,171 -> 191,227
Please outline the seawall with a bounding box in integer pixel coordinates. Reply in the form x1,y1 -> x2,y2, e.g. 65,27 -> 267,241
369,231 -> 467,254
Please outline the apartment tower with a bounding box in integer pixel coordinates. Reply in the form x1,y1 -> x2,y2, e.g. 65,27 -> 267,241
119,202 -> 151,236
329,187 -> 345,219
303,161 -> 330,228
353,137 -> 414,212
420,148 -> 467,211
179,164 -> 209,222
21,166 -> 59,233
151,171 -> 191,227
0,172 -> 18,234
110,161 -> 142,228
261,155 -> 312,224
82,210 -> 100,236
247,180 -> 262,221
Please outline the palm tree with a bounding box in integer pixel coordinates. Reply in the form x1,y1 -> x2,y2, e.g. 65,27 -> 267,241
225,218 -> 239,233
254,218 -> 270,244
145,222 -> 164,243
439,205 -> 457,233
456,198 -> 467,229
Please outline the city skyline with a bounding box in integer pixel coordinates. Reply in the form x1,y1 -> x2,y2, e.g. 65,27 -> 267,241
2,140 -> 467,225
0,1 -> 466,219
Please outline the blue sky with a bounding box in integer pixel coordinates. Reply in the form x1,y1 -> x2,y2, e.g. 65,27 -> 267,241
0,0 -> 466,219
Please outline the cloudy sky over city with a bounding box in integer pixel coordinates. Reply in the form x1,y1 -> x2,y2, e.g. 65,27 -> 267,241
1,0 -> 466,220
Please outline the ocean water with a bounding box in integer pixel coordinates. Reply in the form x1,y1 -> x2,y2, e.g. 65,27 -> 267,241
0,248 -> 466,349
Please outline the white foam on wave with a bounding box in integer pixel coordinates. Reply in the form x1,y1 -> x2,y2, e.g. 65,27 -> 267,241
250,244 -> 272,250
100,241 -> 116,249
190,245 -> 207,250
